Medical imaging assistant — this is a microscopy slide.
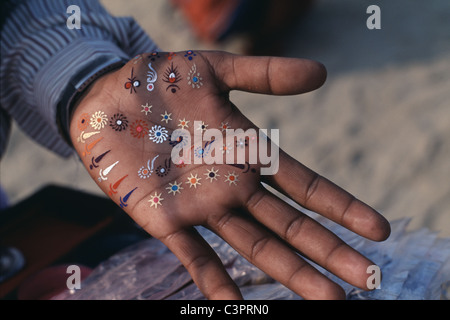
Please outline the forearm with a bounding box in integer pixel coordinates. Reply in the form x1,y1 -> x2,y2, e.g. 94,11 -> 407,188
0,0 -> 158,157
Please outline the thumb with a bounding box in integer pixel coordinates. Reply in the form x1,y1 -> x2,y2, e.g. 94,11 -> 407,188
208,51 -> 327,95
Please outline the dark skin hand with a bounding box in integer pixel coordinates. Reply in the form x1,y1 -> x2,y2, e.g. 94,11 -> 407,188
69,50 -> 390,300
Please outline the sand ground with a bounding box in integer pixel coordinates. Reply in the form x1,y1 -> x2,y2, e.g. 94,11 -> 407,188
1,0 -> 449,237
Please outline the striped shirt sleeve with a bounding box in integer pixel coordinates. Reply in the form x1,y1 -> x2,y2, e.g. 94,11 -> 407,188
0,0 -> 159,158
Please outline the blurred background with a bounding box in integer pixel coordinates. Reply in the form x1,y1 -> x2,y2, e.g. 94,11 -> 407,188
1,0 -> 449,236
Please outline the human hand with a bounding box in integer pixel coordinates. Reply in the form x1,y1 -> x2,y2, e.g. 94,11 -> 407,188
69,50 -> 390,300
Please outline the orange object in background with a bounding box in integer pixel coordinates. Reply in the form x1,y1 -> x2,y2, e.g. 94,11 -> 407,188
171,0 -> 315,55
171,0 -> 242,42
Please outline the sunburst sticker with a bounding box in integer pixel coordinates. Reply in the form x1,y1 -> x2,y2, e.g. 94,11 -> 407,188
196,121 -> 208,132
178,118 -> 190,129
187,173 -> 201,188
90,111 -> 108,130
204,167 -> 219,182
167,181 -> 183,195
224,172 -> 239,186
220,122 -> 231,132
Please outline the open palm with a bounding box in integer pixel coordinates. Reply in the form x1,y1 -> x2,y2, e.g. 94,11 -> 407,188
70,50 -> 390,299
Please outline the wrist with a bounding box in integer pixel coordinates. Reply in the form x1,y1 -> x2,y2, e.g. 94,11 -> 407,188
57,57 -> 126,147
68,66 -> 122,146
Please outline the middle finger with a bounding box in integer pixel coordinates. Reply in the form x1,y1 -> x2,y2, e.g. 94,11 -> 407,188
207,209 -> 346,299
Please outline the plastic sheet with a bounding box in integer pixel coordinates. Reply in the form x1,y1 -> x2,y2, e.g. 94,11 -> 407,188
54,214 -> 450,300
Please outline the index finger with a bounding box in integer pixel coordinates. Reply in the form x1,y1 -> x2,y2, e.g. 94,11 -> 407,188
264,149 -> 391,241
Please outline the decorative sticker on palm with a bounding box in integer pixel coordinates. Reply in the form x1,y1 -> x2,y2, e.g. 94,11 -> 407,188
73,51 -> 276,212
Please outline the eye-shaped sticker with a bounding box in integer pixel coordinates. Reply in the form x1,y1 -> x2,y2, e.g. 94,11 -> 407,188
163,62 -> 181,93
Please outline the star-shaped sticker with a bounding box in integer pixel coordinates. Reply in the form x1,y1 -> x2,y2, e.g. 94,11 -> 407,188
161,111 -> 172,123
178,118 -> 190,129
148,192 -> 164,209
141,103 -> 152,115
